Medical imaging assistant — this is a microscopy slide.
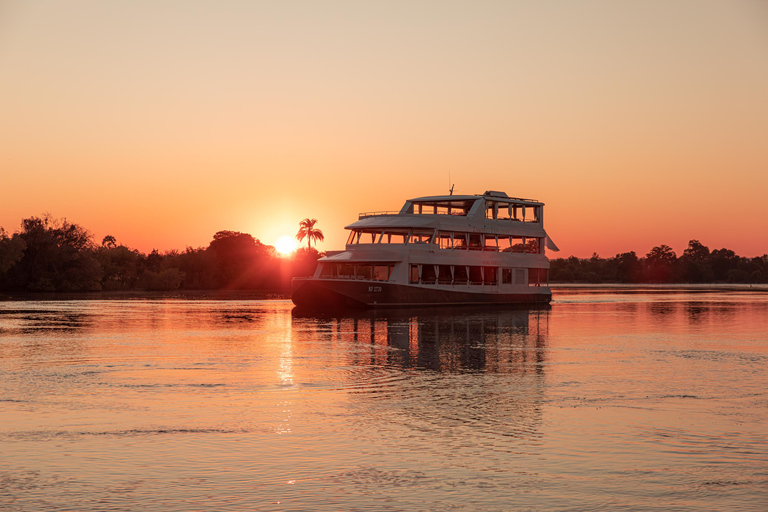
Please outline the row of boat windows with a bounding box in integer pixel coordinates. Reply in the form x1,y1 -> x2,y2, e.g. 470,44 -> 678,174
320,263 -> 394,281
484,201 -> 540,223
318,263 -> 548,286
347,229 -> 543,254
408,200 -> 472,216
406,200 -> 541,223
410,265 -> 548,286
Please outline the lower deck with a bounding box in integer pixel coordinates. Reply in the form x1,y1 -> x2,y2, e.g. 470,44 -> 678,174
291,277 -> 552,309
318,261 -> 549,288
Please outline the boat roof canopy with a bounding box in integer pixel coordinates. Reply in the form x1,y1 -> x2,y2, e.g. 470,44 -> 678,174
409,191 -> 542,206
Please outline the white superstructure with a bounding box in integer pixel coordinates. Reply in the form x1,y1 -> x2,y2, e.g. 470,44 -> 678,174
292,191 -> 557,308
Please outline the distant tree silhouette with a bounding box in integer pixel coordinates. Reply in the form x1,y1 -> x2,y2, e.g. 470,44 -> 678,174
710,248 -> 738,281
296,218 -> 324,249
102,235 -> 117,249
291,247 -> 322,277
95,244 -> 142,290
613,251 -> 641,283
166,246 -> 219,290
682,239 -> 709,261
679,240 -> 713,282
0,228 -> 26,280
207,230 -> 278,288
7,215 -> 102,291
645,245 -> 677,282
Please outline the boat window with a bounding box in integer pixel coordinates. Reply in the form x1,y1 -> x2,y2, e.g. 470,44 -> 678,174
528,268 -> 548,286
354,265 -> 370,279
486,201 -> 496,219
483,267 -> 498,285
510,236 -> 525,253
320,264 -> 335,277
498,236 -> 512,252
373,265 -> 392,281
358,231 -> 379,244
437,265 -> 453,284
438,231 -> 453,249
410,265 -> 419,284
486,201 -> 507,220
469,266 -> 483,284
452,233 -> 467,250
421,264 -> 437,284
495,203 -> 513,220
484,235 -> 498,252
381,230 -> 409,244
409,229 -> 434,244
526,238 -> 540,254
454,265 -> 469,284
520,206 -> 539,223
468,234 -> 483,250
485,201 -> 512,220
501,268 -> 512,284
346,231 -> 359,245
338,264 -> 355,278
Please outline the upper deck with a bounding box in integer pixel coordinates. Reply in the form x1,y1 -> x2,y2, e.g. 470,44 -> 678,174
322,190 -> 559,263
352,191 -> 545,230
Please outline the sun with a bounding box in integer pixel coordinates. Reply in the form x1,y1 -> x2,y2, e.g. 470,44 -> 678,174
274,235 -> 299,256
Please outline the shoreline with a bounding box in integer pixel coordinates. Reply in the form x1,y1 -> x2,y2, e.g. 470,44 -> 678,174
550,283 -> 768,292
2,283 -> 768,301
0,289 -> 292,301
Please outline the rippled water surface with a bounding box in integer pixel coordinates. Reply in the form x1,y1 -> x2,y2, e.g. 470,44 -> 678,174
1,288 -> 767,511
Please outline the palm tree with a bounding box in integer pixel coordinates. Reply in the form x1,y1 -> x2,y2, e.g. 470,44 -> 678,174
296,218 -> 324,249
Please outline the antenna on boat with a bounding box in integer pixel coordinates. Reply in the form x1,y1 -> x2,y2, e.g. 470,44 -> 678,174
449,184 -> 454,196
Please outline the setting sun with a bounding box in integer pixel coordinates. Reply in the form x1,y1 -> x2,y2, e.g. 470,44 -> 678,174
274,235 -> 299,256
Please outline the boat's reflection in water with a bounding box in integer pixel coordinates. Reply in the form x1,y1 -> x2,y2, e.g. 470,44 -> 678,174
292,305 -> 550,373
293,305 -> 550,445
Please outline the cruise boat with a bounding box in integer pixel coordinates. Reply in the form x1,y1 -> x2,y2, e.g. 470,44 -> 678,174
291,191 -> 558,309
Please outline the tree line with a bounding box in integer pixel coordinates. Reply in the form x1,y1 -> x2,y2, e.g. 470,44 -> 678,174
2,217 -> 765,292
0,215 -> 321,293
550,240 -> 768,284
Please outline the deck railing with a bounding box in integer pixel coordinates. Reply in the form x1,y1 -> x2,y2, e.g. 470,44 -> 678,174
358,211 -> 400,219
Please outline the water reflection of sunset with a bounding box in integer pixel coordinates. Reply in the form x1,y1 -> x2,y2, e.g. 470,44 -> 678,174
1,290 -> 767,509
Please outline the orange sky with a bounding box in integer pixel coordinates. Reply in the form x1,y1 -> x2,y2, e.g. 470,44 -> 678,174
1,1 -> 767,257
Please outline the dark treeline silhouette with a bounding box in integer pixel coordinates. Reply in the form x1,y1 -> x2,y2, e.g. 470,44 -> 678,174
551,240 -> 768,284
0,215 -> 321,293
3,217 -> 765,291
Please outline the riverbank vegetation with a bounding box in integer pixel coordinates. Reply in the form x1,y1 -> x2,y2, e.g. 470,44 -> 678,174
0,215 -> 321,292
2,216 -> 766,292
550,240 -> 768,284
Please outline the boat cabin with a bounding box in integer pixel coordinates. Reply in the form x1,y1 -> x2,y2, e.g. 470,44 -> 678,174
401,191 -> 542,224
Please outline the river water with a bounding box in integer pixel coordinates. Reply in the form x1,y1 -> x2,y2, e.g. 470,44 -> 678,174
1,288 -> 767,511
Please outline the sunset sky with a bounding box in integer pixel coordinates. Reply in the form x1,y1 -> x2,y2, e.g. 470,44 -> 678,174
1,0 -> 766,257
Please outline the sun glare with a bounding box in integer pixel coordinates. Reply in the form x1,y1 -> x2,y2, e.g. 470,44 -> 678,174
275,235 -> 298,256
